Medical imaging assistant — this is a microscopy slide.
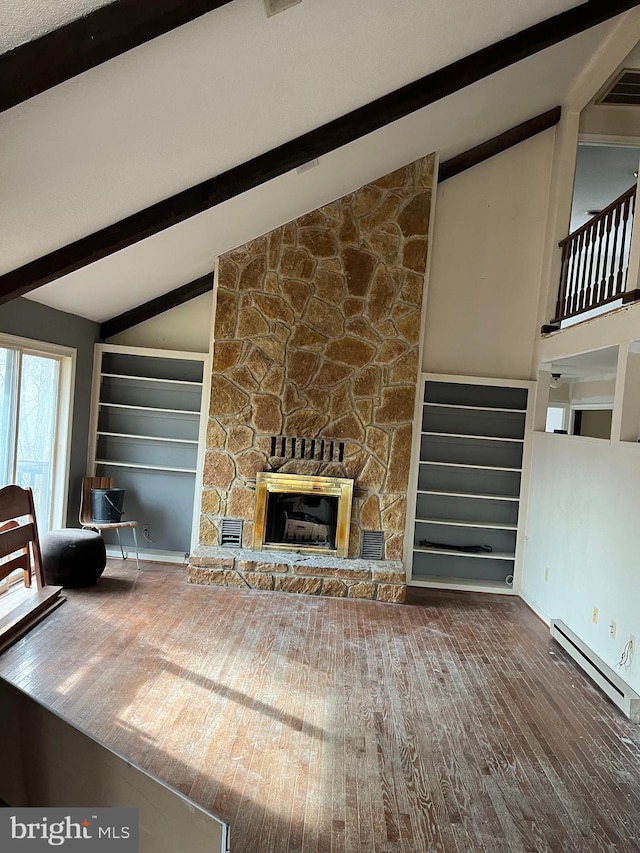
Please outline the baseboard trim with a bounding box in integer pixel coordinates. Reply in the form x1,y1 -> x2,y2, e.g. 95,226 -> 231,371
550,619 -> 640,722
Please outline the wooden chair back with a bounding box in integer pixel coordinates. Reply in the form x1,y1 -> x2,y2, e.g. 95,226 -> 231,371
79,476 -> 115,526
0,485 -> 44,591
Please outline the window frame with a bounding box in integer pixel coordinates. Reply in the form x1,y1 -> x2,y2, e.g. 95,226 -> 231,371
0,332 -> 76,535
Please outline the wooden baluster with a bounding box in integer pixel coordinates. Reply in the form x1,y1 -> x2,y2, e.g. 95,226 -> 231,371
555,240 -> 570,322
565,234 -> 579,319
616,194 -> 632,295
600,208 -> 614,303
566,233 -> 577,317
608,204 -> 622,300
584,223 -> 596,311
593,214 -> 606,305
571,229 -> 587,316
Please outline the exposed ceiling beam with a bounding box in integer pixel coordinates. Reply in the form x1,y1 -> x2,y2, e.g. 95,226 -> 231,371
99,273 -> 214,339
1,0 -> 637,306
438,107 -> 562,182
0,0 -> 235,113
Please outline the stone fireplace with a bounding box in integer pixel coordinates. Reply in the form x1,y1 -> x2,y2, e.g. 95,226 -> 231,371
187,154 -> 435,603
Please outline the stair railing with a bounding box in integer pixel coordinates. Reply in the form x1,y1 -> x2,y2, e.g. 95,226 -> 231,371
552,185 -> 636,325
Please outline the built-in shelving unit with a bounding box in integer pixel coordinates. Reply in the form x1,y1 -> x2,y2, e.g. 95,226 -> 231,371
88,345 -> 209,558
407,375 -> 532,593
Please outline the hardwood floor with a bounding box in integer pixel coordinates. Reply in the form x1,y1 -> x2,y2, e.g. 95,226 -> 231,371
0,560 -> 639,852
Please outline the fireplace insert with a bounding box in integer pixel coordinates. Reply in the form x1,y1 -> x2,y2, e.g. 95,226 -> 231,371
253,472 -> 354,557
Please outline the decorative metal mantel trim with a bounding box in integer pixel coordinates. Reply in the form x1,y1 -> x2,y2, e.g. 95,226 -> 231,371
252,472 -> 354,558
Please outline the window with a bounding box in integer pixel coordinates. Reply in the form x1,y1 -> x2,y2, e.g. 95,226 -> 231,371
0,336 -> 75,591
545,404 -> 568,434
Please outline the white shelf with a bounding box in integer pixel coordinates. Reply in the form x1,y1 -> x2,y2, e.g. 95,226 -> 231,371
411,377 -> 530,591
413,546 -> 515,561
101,372 -> 202,387
415,517 -> 517,530
416,488 -> 519,501
99,402 -> 200,416
419,460 -> 521,472
409,577 -> 515,594
423,402 -> 526,414
421,431 -> 524,443
97,431 -> 198,445
95,459 -> 197,474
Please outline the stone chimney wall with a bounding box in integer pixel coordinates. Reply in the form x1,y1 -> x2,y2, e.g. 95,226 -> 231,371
201,155 -> 435,560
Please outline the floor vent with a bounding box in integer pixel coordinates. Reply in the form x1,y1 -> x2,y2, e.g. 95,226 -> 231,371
361,531 -> 384,561
220,518 -> 243,548
550,620 -> 640,722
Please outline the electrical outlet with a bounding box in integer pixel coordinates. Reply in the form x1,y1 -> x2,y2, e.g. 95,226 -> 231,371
609,620 -> 617,639
592,607 -> 599,624
544,566 -> 549,582
630,635 -> 636,656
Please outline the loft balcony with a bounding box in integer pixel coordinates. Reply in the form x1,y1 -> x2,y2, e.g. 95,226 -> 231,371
547,184 -> 638,330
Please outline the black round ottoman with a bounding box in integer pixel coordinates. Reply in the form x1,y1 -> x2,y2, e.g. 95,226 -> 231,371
41,528 -> 107,588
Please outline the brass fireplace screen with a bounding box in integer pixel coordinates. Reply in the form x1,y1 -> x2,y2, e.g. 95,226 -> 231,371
252,472 -> 354,558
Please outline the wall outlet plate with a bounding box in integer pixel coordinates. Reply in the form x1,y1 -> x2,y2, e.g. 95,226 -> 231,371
592,606 -> 599,624
610,620 -> 617,639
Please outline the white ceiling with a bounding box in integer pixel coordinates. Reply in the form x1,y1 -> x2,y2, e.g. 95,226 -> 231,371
0,0 -> 112,52
546,345 -> 620,378
0,0 -> 626,323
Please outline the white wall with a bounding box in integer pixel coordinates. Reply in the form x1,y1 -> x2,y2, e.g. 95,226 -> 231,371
521,433 -> 640,694
422,129 -> 555,380
579,105 -> 640,139
107,292 -> 212,352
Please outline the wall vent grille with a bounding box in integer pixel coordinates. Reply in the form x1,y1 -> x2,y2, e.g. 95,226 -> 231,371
598,70 -> 640,106
361,531 -> 384,561
220,518 -> 243,548
270,435 -> 345,463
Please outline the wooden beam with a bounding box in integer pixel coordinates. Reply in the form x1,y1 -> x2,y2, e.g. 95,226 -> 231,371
0,1 -> 235,113
99,273 -> 214,339
1,0 -> 637,305
438,107 -> 562,183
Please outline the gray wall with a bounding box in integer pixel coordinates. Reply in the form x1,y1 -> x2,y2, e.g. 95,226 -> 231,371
0,298 -> 101,527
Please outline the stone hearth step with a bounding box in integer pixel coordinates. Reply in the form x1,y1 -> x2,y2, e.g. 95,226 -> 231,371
187,546 -> 406,603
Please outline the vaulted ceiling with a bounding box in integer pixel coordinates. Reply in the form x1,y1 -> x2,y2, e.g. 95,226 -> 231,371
0,1 -> 637,324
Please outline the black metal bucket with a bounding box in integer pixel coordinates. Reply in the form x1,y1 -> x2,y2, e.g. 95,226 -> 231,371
91,488 -> 126,523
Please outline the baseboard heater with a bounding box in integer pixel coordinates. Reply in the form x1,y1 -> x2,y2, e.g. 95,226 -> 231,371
550,620 -> 640,723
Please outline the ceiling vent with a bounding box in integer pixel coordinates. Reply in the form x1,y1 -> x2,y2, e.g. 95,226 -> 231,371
264,0 -> 302,16
597,70 -> 640,106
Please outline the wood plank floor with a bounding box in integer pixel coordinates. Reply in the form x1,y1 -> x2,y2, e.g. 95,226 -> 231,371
0,560 -> 639,852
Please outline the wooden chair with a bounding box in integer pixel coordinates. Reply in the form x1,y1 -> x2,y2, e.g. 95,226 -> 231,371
0,484 -> 64,653
80,476 -> 140,570
0,485 -> 45,591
